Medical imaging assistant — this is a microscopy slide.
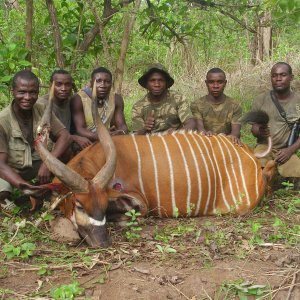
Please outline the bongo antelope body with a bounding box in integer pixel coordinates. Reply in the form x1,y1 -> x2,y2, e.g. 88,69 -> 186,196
35,84 -> 275,247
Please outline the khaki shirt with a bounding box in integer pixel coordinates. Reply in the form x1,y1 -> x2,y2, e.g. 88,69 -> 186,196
37,94 -> 72,131
191,95 -> 242,134
0,102 -> 65,170
77,90 -> 115,131
252,91 -> 300,149
132,91 -> 193,133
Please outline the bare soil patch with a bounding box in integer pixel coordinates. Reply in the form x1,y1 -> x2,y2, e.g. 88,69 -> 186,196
0,194 -> 299,299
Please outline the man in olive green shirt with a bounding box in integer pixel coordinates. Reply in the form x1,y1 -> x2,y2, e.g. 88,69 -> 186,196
0,70 -> 71,210
191,68 -> 242,145
132,64 -> 196,134
251,62 -> 300,178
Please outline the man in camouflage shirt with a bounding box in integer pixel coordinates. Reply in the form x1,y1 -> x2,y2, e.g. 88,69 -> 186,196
132,64 -> 195,134
191,68 -> 242,145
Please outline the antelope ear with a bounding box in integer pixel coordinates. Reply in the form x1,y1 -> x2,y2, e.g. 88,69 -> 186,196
107,189 -> 148,217
262,160 -> 276,183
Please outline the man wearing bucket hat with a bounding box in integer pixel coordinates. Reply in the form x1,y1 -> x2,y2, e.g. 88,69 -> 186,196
132,64 -> 195,134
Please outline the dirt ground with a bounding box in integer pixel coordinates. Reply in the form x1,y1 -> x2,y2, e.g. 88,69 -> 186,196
0,195 -> 299,299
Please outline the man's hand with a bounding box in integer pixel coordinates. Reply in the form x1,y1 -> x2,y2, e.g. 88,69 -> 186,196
200,130 -> 215,137
109,126 -> 127,136
251,123 -> 270,138
275,147 -> 294,164
227,134 -> 243,146
37,163 -> 52,184
72,135 -> 93,149
144,111 -> 155,132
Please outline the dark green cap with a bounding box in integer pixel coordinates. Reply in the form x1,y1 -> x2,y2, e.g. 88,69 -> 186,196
138,63 -> 174,88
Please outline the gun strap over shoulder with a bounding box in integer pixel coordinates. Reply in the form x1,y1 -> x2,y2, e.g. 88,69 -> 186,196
270,90 -> 292,127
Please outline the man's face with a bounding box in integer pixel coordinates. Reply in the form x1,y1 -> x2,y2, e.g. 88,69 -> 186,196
12,78 -> 39,111
205,72 -> 227,98
146,72 -> 167,96
52,73 -> 73,101
92,72 -> 112,100
271,64 -> 293,93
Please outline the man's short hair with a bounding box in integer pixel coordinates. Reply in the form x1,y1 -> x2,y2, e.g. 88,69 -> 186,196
12,70 -> 39,89
50,69 -> 72,82
206,68 -> 226,79
272,62 -> 293,75
91,67 -> 112,80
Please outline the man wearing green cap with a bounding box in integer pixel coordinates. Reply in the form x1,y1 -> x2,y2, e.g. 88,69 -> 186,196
132,64 -> 195,134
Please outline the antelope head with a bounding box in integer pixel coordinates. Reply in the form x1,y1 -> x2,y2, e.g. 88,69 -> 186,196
35,81 -> 116,247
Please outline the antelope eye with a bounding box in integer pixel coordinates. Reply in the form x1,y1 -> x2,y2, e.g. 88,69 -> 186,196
75,201 -> 84,211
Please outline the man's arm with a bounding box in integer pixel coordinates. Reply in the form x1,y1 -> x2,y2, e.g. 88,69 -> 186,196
275,137 -> 300,164
70,94 -> 98,142
183,118 -> 196,131
38,128 -> 71,184
0,153 -> 30,189
132,103 -> 155,135
110,94 -> 129,136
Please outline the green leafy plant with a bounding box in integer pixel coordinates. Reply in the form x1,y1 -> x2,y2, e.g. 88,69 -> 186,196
50,281 -> 84,299
216,279 -> 269,299
124,209 -> 142,241
156,244 -> 177,254
3,242 -> 36,260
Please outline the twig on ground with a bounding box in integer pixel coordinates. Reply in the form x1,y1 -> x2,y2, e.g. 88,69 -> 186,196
34,192 -> 72,227
168,282 -> 190,300
286,270 -> 299,300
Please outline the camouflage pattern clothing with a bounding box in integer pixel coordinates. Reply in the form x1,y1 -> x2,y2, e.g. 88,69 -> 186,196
191,95 -> 242,134
132,91 -> 193,133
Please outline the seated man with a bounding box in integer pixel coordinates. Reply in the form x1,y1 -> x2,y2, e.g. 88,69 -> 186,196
71,67 -> 128,142
38,69 -> 91,150
191,68 -> 242,145
0,70 -> 71,210
132,64 -> 195,134
251,62 -> 300,179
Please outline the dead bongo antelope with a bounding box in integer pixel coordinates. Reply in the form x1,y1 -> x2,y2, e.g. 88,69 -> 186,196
35,84 -> 275,247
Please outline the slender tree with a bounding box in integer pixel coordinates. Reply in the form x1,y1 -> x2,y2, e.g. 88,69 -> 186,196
114,0 -> 142,93
25,0 -> 33,66
46,0 -> 64,68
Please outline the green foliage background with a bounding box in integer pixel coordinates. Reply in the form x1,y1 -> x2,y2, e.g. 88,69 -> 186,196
0,0 -> 300,111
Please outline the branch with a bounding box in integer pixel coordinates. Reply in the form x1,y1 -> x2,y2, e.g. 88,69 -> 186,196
188,0 -> 258,9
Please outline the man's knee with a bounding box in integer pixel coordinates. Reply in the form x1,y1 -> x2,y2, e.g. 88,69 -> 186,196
278,154 -> 300,178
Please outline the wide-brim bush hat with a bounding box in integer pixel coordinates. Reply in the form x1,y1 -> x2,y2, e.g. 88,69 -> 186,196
138,63 -> 174,88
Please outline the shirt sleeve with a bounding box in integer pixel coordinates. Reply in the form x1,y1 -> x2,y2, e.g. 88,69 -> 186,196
231,103 -> 242,124
0,125 -> 8,153
131,102 -> 146,132
190,99 -> 204,120
176,94 -> 194,123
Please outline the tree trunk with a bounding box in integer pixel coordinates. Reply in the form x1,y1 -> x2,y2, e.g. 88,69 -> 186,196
46,0 -> 64,68
86,0 -> 112,70
250,11 -> 272,65
114,0 -> 142,94
25,0 -> 33,66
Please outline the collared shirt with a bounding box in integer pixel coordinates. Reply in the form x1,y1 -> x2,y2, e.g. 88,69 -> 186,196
0,102 -> 65,170
191,95 -> 242,135
132,91 -> 193,133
